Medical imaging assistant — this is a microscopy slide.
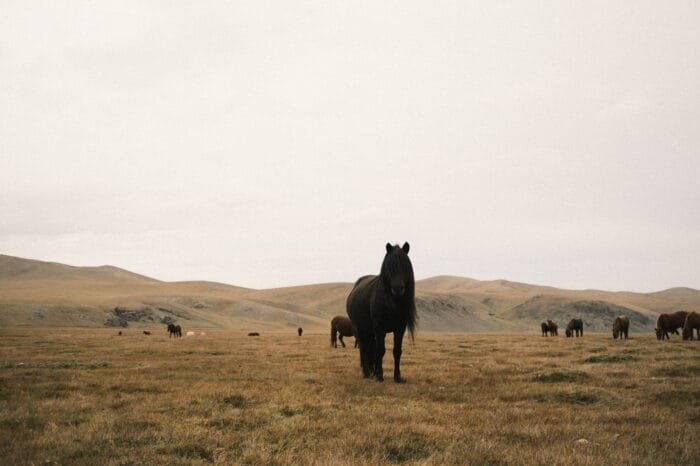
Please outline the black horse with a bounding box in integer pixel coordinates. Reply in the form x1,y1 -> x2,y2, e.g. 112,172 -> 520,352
167,323 -> 182,338
565,318 -> 583,337
346,242 -> 417,383
330,315 -> 357,348
297,327 -> 303,337
541,320 -> 558,336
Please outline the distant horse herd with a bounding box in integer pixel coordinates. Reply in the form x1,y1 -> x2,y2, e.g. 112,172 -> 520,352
655,310 -> 700,340
120,242 -> 698,384
537,311 -> 700,341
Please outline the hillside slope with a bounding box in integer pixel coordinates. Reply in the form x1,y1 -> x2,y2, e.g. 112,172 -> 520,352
1,254 -> 698,333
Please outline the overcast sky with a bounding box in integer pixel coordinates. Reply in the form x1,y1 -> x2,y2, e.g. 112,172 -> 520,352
1,1 -> 698,291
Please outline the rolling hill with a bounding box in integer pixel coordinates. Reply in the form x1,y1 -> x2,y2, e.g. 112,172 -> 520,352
1,254 -> 698,333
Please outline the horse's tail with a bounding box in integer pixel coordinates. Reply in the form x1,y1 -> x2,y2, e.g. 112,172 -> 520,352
330,323 -> 337,347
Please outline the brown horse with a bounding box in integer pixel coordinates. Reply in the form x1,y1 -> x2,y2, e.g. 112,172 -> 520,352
297,327 -> 303,337
540,322 -> 549,336
613,315 -> 629,339
330,315 -> 356,348
167,323 -> 182,338
565,319 -> 583,337
656,311 -> 688,340
682,312 -> 700,340
541,320 -> 558,336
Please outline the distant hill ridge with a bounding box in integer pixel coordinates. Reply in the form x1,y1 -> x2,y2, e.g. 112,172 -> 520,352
1,253 -> 698,332
0,254 -> 159,283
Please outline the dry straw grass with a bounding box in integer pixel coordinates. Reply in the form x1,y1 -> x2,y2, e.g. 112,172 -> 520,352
0,329 -> 697,465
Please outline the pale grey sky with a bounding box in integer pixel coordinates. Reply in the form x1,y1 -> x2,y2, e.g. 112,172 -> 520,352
1,1 -> 698,291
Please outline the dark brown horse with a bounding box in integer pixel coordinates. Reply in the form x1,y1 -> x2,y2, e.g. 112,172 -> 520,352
167,323 -> 182,338
656,311 -> 688,340
541,322 -> 549,336
565,319 -> 583,337
682,312 -> 700,340
347,242 -> 416,383
330,316 -> 356,348
297,327 -> 303,337
613,315 -> 629,339
541,320 -> 558,336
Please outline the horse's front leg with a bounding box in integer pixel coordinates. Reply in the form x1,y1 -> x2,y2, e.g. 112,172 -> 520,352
373,327 -> 386,382
393,326 -> 406,383
358,330 -> 374,378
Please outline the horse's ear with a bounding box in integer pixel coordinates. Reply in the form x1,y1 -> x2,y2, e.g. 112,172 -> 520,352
402,242 -> 410,254
386,243 -> 393,254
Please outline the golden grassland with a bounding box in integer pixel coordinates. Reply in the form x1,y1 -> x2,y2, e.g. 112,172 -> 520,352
0,328 -> 698,465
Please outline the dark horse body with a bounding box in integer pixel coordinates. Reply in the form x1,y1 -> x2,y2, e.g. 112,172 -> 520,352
656,311 -> 688,340
330,315 -> 356,348
682,312 -> 700,340
167,323 -> 182,338
541,320 -> 558,336
613,315 -> 630,340
346,242 -> 416,383
565,318 -> 583,337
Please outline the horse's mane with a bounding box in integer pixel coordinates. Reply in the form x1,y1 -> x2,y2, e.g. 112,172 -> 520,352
380,245 -> 417,340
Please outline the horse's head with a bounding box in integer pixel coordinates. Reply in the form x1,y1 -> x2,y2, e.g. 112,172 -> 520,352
381,242 -> 414,298
655,327 -> 663,340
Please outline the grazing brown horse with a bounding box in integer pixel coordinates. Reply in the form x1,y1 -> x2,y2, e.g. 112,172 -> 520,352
247,332 -> 260,337
330,316 -> 356,348
167,323 -> 182,338
347,242 -> 416,383
297,327 -> 303,337
656,311 -> 688,340
613,315 -> 629,339
565,319 -> 583,337
143,331 -> 151,335
682,312 -> 700,340
541,320 -> 558,336
541,322 -> 549,336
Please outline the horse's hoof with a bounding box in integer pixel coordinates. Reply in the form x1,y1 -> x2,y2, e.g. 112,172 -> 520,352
375,376 -> 384,382
394,377 -> 406,384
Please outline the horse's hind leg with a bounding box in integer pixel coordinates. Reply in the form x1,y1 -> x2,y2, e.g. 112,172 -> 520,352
358,331 -> 374,378
339,335 -> 346,348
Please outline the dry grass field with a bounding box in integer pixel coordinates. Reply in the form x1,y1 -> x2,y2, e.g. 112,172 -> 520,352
1,329 -> 698,465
